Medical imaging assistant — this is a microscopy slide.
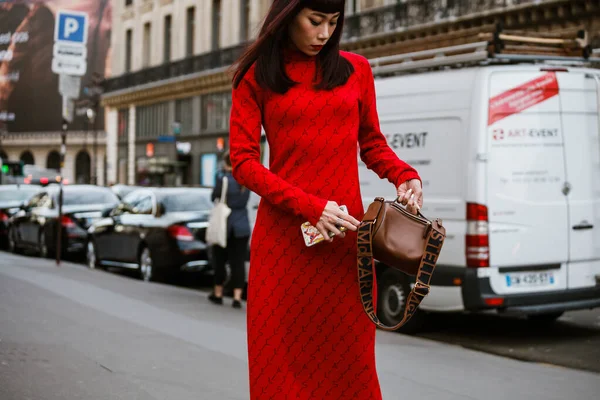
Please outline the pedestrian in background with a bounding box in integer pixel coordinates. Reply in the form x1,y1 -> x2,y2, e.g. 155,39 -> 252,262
208,150 -> 250,309
228,0 -> 422,398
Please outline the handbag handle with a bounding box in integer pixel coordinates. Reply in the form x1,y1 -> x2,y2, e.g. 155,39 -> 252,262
394,196 -> 427,220
220,176 -> 229,204
357,214 -> 445,332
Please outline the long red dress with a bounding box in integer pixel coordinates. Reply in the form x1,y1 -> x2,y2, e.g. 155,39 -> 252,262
229,49 -> 420,399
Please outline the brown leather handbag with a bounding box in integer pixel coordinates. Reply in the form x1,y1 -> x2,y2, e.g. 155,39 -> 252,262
357,197 -> 446,331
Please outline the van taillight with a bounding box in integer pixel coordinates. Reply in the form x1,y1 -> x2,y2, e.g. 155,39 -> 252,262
0,211 -> 8,222
466,203 -> 489,268
167,225 -> 194,242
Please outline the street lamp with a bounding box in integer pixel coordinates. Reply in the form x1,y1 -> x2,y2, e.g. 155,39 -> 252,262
86,108 -> 97,185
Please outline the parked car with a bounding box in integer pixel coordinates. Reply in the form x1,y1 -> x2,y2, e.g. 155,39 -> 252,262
21,165 -> 67,186
86,187 -> 214,282
0,184 -> 42,247
8,185 -> 119,257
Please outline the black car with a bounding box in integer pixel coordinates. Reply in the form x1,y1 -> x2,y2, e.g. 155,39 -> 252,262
0,184 -> 42,247
8,185 -> 119,257
86,187 -> 214,282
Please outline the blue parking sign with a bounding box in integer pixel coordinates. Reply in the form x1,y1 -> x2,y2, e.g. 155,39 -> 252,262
54,10 -> 88,44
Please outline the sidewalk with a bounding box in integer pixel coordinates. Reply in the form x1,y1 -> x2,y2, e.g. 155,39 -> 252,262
0,254 -> 598,400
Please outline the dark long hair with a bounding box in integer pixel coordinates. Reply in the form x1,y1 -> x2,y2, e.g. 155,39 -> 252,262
232,0 -> 353,94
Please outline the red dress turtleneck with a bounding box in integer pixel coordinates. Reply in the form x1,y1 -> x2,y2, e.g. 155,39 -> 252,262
229,50 -> 420,399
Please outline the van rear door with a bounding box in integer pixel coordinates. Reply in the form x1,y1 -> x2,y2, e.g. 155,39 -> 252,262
558,71 -> 600,289
486,70 -> 569,295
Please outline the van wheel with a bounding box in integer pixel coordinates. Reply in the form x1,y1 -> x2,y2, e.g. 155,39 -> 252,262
377,267 -> 427,334
527,312 -> 564,324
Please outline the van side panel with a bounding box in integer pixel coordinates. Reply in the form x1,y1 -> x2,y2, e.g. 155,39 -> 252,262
486,70 -> 569,295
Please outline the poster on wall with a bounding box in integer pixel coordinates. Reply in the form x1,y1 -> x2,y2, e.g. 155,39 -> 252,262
0,1 -> 111,133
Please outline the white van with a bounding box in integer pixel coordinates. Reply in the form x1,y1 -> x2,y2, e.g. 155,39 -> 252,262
247,60 -> 600,332
363,62 -> 600,330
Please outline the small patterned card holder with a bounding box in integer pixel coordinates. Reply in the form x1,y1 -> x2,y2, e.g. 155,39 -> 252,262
301,205 -> 348,247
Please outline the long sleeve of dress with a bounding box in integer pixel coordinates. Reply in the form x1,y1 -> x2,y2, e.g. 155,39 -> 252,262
229,74 -> 328,226
357,58 -> 421,187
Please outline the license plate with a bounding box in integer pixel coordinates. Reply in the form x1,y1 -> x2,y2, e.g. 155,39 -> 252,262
505,271 -> 556,288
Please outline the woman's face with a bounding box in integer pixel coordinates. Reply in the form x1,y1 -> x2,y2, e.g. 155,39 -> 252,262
288,8 -> 340,56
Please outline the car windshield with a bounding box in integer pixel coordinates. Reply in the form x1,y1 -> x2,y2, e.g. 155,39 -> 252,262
161,191 -> 213,212
60,188 -> 118,206
0,187 -> 39,202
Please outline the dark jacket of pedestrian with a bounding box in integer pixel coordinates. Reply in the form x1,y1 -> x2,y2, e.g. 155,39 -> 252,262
211,169 -> 251,238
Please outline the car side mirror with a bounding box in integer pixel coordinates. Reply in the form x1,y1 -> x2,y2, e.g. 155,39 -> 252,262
110,203 -> 131,217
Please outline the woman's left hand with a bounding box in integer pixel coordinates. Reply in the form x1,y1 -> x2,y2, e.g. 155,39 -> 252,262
396,179 -> 423,215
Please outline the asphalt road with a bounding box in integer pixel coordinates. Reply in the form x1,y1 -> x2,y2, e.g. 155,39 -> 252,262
1,252 -> 599,399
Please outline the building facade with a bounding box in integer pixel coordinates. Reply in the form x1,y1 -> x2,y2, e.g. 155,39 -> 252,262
102,0 -> 600,187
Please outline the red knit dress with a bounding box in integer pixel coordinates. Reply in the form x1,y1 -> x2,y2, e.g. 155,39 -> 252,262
229,49 -> 420,400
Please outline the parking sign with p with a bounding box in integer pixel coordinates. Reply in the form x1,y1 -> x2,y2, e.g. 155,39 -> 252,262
54,10 -> 88,44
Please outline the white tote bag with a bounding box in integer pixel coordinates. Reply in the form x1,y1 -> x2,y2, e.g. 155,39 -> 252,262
206,176 -> 232,248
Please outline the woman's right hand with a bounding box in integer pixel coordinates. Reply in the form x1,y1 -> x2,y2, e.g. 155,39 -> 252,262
315,201 -> 361,243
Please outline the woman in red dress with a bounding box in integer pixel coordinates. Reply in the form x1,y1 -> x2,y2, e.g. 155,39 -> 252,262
229,1 -> 423,398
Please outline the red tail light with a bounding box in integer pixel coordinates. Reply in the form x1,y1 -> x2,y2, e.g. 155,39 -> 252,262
0,211 -> 8,222
61,216 -> 76,228
466,203 -> 489,268
168,225 -> 194,241
484,297 -> 504,307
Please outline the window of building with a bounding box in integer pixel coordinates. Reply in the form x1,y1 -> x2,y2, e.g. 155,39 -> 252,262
136,102 -> 169,139
346,0 -> 359,14
201,92 -> 231,133
240,0 -> 251,42
118,108 -> 129,142
125,0 -> 133,6
175,97 -> 194,136
211,0 -> 221,50
19,151 -> 35,166
186,7 -> 195,57
125,29 -> 132,72
163,15 -> 172,63
143,22 -> 151,68
46,151 -> 60,170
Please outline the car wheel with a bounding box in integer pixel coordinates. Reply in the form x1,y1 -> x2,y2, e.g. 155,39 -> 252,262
86,240 -> 98,269
377,267 -> 427,334
39,231 -> 49,258
8,226 -> 20,254
139,247 -> 153,282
